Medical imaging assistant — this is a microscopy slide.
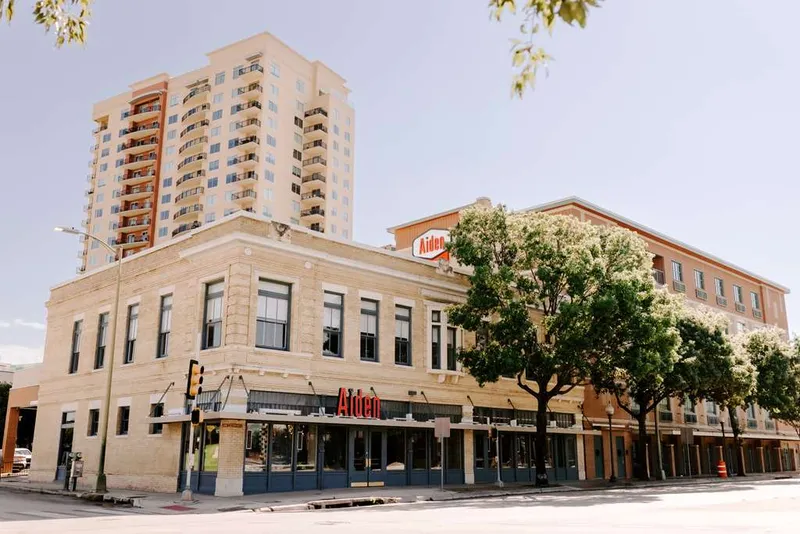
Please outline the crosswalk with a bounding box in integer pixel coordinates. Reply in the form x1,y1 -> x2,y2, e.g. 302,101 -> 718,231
0,505 -> 159,521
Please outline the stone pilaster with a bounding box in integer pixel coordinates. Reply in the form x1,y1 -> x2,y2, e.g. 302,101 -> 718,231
214,419 -> 245,497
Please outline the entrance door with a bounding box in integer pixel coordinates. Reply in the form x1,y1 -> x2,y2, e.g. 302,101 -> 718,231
56,411 -> 75,481
350,428 -> 386,487
615,436 -> 626,479
593,435 -> 605,479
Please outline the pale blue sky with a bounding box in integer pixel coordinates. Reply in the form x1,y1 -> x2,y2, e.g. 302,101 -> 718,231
0,0 -> 797,364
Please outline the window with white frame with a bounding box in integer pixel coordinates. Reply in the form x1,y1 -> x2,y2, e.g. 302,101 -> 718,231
203,281 -> 224,349
671,260 -> 683,282
429,308 -> 459,371
323,292 -> 343,357
256,280 -> 291,350
394,306 -> 411,366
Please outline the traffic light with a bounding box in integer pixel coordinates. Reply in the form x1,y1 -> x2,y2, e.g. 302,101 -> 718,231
186,359 -> 204,399
191,407 -> 204,426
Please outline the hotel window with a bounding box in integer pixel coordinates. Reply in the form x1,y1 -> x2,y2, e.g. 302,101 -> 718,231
168,114 -> 178,125
323,292 -> 343,357
750,291 -> 761,310
87,409 -> 99,437
270,62 -> 280,77
291,183 -> 300,194
256,280 -> 291,351
296,79 -> 305,93
210,142 -> 220,154
694,269 -> 705,289
102,133 -> 111,143
266,152 -> 276,164
293,116 -> 303,128
149,403 -> 164,435
733,285 -> 744,304
161,194 -> 171,204
344,132 -> 351,142
205,213 -> 216,223
165,146 -> 175,156
116,406 -> 130,436
333,124 -> 340,135
671,261 -> 683,282
268,100 -> 278,113
294,132 -> 302,144
211,126 -> 221,137
160,210 -> 169,221
207,177 -> 218,188
333,140 -> 339,151
95,313 -> 108,369
360,299 -> 379,361
715,278 -> 725,297
271,84 -> 279,96
209,160 -> 219,171
202,281 -> 224,349
169,94 -> 179,106
167,129 -> 176,140
395,306 -> 412,366
213,92 -> 223,104
266,135 -> 277,147
157,295 -> 172,358
68,320 -> 82,374
158,227 -> 168,238
212,110 -> 222,121
431,311 -> 442,369
123,304 -> 139,364
100,148 -> 109,157
214,72 -> 225,85
162,177 -> 173,187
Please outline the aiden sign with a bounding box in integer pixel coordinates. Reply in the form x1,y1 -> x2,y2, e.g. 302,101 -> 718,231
337,388 -> 382,419
412,229 -> 450,261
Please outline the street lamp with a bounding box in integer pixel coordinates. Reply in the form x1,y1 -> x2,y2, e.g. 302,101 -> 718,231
605,402 -> 617,483
55,226 -> 123,493
719,412 -> 727,471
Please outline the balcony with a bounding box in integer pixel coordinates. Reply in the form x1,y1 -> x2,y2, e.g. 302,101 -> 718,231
746,419 -> 758,429
118,217 -> 152,233
309,223 -> 324,233
120,152 -> 157,172
658,411 -> 673,423
119,122 -> 160,141
735,302 -> 746,313
231,189 -> 257,205
229,135 -> 259,150
235,63 -> 264,83
300,190 -> 325,205
303,123 -> 328,140
716,295 -> 728,307
182,103 -> 211,123
179,136 -> 208,156
173,203 -> 203,222
302,156 -> 327,173
232,100 -> 262,118
176,169 -> 206,188
753,309 -> 763,320
234,118 -> 261,135
172,221 -> 201,237
116,235 -> 150,249
300,207 -> 325,222
683,413 -> 698,424
183,84 -> 211,106
92,124 -> 108,135
695,288 -> 708,301
122,103 -> 161,122
120,184 -> 154,202
119,202 -> 153,218
303,139 -> 327,156
118,137 -> 159,156
707,414 -> 719,426
226,171 -> 258,184
121,169 -> 156,187
235,82 -> 263,99
177,153 -> 207,172
228,153 -> 258,170
301,173 -> 326,186
180,119 -> 210,140
303,107 -> 328,124
175,186 -> 204,205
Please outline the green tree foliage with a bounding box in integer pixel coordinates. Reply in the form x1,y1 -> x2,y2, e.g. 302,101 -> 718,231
0,0 -> 91,47
446,205 -> 654,486
489,0 -> 602,97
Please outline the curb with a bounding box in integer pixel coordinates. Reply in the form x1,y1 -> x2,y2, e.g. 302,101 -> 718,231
254,496 -> 401,512
0,484 -> 138,507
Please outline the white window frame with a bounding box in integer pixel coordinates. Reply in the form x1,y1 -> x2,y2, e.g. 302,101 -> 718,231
424,301 -> 462,374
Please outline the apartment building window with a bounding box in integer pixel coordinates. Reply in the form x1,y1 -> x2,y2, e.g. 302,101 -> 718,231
333,124 -> 340,135
330,224 -> 337,234
694,269 -> 705,289
95,313 -> 108,369
323,292 -> 343,357
268,100 -> 278,113
213,93 -> 223,104
211,126 -> 221,137
344,132 -> 351,142
100,148 -> 109,157
270,62 -> 280,77
165,146 -> 175,156
157,295 -> 172,358
264,188 -> 273,201
733,285 -> 744,304
68,320 -> 82,374
343,212 -> 349,222
161,194 -> 171,204
167,129 -> 176,140
99,163 -> 108,172
163,177 -> 173,187
169,94 -> 179,106
332,190 -> 338,200
331,207 -> 338,217
715,278 -> 725,296
395,306 -> 411,366
262,206 -> 272,218
212,109 -> 223,121
291,183 -> 300,194
296,79 -> 305,93
294,116 -> 303,128
343,196 -> 349,206
123,304 -> 139,364
344,179 -> 350,190
202,281 -> 224,350
95,208 -> 103,218
116,406 -> 130,436
446,327 -> 458,371
209,160 -> 219,171
431,311 -> 441,370
292,200 -> 300,213
168,114 -> 178,125
87,409 -> 99,436
333,140 -> 339,151
750,291 -> 761,310
215,72 -> 225,85
360,300 -> 379,362
293,133 -> 302,145
292,149 -> 302,161
149,403 -> 164,434
158,227 -> 168,238
291,165 -> 301,178
271,84 -> 279,96
205,213 -> 216,223
207,177 -> 218,188
102,133 -> 111,143
256,281 -> 291,350
344,163 -> 351,173
160,210 -> 169,221
266,135 -> 276,147
210,142 -> 220,154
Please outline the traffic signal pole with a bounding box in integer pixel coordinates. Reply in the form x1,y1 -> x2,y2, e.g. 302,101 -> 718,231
181,396 -> 198,502
181,349 -> 204,502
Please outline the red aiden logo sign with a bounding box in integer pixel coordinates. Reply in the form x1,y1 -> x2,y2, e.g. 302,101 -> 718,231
412,229 -> 450,261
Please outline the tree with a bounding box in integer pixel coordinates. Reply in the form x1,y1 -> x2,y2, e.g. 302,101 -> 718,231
489,0 -> 603,97
0,0 -> 91,47
447,205 -> 654,486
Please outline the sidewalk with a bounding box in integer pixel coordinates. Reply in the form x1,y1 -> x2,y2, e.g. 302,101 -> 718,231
0,472 -> 796,514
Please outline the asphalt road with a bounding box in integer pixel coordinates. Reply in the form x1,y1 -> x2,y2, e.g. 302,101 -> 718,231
1,479 -> 798,533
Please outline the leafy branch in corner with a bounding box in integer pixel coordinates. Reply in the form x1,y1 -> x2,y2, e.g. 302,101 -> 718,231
0,0 -> 92,47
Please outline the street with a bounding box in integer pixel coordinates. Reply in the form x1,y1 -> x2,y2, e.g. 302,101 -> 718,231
1,479 -> 798,533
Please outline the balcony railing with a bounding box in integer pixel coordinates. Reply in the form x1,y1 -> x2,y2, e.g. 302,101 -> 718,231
234,118 -> 261,131
301,173 -> 326,184
300,207 -> 325,218
124,169 -> 156,181
231,189 -> 257,201
231,100 -> 262,115
122,103 -> 161,119
172,221 -> 201,237
119,122 -> 159,137
182,84 -> 211,105
182,103 -> 211,122
652,269 -> 665,285
303,124 -> 328,135
122,185 -> 154,196
235,63 -> 264,77
746,419 -> 758,429
303,140 -> 327,151
118,138 -> 158,152
234,83 -> 263,96
180,120 -> 210,139
229,136 -> 260,149
124,153 -> 157,166
92,125 -> 108,134
683,413 -> 698,424
228,154 -> 259,166
226,171 -> 258,184
179,136 -> 209,154
301,191 -> 325,201
177,153 -> 207,171
123,216 -> 151,227
302,156 -> 326,167
658,411 -> 673,422
173,204 -> 203,221
175,186 -> 204,203
176,170 -> 206,187
304,107 -> 328,119
707,414 -> 719,425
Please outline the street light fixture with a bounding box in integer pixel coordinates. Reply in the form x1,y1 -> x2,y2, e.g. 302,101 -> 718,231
605,402 -> 617,483
55,225 -> 123,493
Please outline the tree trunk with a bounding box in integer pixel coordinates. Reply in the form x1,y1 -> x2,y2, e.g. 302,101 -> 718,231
635,412 -> 649,480
534,400 -> 549,487
727,408 -> 746,477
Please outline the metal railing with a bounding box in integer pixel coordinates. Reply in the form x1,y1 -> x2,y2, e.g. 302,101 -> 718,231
231,189 -> 257,201
181,104 -> 211,122
119,122 -> 159,137
180,120 -> 210,138
228,154 -> 259,166
301,173 -> 326,184
302,156 -> 326,167
176,170 -> 206,187
182,84 -> 211,105
226,171 -> 258,184
231,100 -> 262,114
303,140 -> 327,150
304,107 -> 328,118
234,118 -> 261,130
174,187 -> 204,203
177,153 -> 207,171
173,204 -> 203,221
235,63 -> 264,77
301,191 -> 325,201
179,136 -> 208,154
303,124 -> 328,135
300,207 -> 325,217
172,221 -> 201,237
122,104 -> 161,119
234,83 -> 262,96
229,136 -> 260,148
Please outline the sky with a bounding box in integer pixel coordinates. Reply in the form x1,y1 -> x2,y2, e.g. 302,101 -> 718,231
0,0 -> 798,365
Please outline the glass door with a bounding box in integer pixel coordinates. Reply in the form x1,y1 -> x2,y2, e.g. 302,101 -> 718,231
56,411 -> 75,481
369,429 -> 386,486
350,427 -> 386,486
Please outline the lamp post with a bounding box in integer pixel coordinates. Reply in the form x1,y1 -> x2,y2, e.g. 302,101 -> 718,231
719,413 -> 727,472
605,402 -> 617,483
55,226 -> 123,493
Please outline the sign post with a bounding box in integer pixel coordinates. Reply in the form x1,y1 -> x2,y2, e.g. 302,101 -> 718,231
434,418 -> 451,491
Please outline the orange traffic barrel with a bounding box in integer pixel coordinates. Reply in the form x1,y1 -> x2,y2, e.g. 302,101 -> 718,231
717,460 -> 728,478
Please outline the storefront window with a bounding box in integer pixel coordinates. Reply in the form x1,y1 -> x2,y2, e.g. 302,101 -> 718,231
296,424 -> 317,471
430,434 -> 442,470
245,423 -> 268,472
517,435 -> 529,468
322,426 -> 346,471
446,430 -> 462,469
565,436 -> 577,469
500,433 -> 513,468
411,430 -> 427,469
474,431 -> 486,469
271,424 -> 294,471
545,436 -> 553,469
387,429 -> 406,471
183,424 -> 201,472
202,424 -> 220,472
